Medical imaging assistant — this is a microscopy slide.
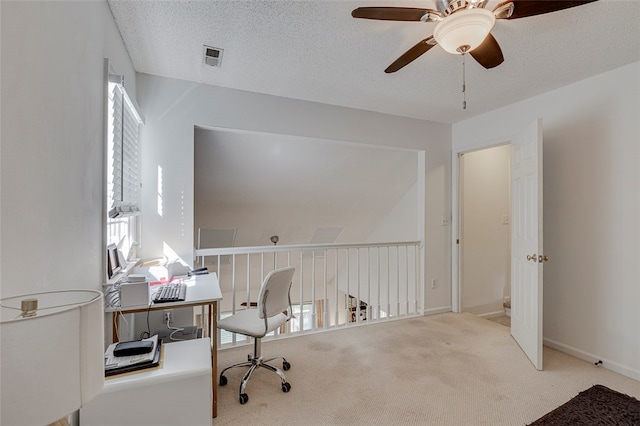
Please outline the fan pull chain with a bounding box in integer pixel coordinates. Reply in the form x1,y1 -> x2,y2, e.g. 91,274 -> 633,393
462,52 -> 467,110
456,45 -> 470,110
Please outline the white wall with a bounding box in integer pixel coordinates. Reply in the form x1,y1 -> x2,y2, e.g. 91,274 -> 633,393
135,73 -> 452,313
366,181 -> 419,244
460,145 -> 511,315
0,0 -> 136,298
453,62 -> 640,380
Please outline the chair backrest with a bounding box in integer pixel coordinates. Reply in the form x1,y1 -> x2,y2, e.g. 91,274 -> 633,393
257,266 -> 295,319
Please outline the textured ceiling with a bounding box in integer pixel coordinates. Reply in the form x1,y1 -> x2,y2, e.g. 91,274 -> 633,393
107,0 -> 639,247
108,0 -> 640,124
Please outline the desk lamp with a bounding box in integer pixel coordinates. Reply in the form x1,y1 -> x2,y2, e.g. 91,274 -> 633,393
0,290 -> 104,425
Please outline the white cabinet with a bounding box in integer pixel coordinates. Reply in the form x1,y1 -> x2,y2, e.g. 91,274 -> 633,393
80,338 -> 212,426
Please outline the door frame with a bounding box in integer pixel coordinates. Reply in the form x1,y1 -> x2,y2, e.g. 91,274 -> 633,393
455,143 -> 512,315
452,139 -> 512,313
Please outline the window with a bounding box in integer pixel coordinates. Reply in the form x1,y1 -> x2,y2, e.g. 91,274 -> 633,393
106,75 -> 143,258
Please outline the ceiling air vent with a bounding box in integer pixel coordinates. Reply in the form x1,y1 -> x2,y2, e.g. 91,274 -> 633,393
203,45 -> 223,67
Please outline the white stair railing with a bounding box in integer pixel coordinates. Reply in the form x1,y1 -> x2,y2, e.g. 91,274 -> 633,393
195,241 -> 422,348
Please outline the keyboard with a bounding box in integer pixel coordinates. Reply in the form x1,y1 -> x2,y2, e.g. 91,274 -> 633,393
153,283 -> 187,303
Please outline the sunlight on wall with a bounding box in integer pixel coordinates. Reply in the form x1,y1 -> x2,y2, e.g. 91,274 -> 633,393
162,241 -> 188,265
180,190 -> 185,237
157,165 -> 163,217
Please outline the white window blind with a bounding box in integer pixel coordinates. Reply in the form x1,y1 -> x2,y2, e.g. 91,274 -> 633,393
108,83 -> 143,218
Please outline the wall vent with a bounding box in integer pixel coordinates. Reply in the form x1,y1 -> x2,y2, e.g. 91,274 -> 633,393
203,45 -> 223,67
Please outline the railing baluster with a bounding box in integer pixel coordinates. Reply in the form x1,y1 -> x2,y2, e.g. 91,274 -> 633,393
396,246 -> 400,317
417,245 -> 420,314
403,246 -> 407,315
286,250 -> 291,334
334,249 -> 339,328
312,253 -> 316,331
195,240 -> 422,347
231,254 -> 237,344
355,248 -> 360,324
367,247 -> 371,323
405,245 -> 409,315
216,256 -> 221,345
246,254 -> 251,308
346,248 -> 350,326
299,253 -> 304,332
377,246 -> 381,321
387,247 -> 391,318
323,249 -> 327,329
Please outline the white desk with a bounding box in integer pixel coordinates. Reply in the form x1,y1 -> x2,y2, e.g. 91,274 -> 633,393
105,272 -> 222,314
105,272 -> 222,417
80,338 -> 212,426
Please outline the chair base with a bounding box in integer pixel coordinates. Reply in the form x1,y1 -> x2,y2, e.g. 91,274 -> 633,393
219,337 -> 291,404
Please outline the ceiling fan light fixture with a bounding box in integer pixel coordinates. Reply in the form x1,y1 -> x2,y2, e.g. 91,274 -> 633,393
433,8 -> 495,54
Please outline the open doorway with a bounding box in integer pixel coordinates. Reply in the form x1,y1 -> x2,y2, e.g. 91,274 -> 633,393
459,144 -> 511,325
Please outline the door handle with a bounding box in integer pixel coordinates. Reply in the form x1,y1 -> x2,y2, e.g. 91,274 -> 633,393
538,255 -> 549,263
526,254 -> 538,262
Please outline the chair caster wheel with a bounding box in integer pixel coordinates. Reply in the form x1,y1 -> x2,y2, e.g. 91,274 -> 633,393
219,375 -> 227,386
282,382 -> 291,393
282,361 -> 291,371
239,393 -> 249,404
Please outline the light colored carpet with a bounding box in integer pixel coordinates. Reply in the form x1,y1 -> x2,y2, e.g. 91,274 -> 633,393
214,312 -> 639,425
487,314 -> 511,327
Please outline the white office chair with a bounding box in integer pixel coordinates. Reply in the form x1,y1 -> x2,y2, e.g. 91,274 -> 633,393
217,266 -> 295,404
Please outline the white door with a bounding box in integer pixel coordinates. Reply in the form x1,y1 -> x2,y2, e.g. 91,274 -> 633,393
510,119 -> 544,370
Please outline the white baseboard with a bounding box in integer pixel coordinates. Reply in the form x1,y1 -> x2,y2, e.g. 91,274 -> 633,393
544,337 -> 640,381
423,306 -> 452,316
477,310 -> 506,319
463,301 -> 505,317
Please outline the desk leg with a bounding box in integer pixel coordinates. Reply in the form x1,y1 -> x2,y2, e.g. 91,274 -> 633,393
209,302 -> 217,418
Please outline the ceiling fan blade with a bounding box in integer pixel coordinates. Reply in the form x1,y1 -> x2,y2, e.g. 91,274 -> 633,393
352,7 -> 440,22
385,36 -> 437,74
469,33 -> 504,69
494,0 -> 598,20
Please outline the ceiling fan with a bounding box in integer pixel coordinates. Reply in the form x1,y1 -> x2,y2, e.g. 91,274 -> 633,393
352,0 -> 598,73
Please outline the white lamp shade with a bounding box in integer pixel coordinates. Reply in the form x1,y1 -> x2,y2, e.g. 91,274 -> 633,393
1,290 -> 104,426
434,8 -> 496,54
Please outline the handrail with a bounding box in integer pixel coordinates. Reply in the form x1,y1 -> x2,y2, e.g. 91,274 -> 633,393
195,240 -> 421,257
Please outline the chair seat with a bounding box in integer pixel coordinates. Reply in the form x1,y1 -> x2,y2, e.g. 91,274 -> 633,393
218,309 -> 288,338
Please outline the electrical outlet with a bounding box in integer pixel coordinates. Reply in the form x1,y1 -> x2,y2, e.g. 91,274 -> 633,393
163,310 -> 173,324
431,278 -> 438,289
